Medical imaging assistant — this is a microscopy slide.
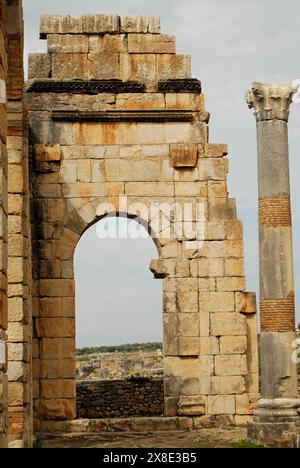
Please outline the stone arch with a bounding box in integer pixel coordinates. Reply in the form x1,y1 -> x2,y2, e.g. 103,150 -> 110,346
27,13 -> 260,427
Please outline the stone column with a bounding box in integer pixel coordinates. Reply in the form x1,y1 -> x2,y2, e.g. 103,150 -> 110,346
245,82 -> 300,444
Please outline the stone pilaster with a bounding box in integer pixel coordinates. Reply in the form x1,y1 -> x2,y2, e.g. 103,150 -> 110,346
245,82 -> 300,445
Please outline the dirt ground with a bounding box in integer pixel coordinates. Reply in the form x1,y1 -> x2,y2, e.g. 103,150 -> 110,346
41,428 -> 247,449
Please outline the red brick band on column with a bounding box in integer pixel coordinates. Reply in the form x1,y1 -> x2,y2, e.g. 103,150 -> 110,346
259,196 -> 291,227
260,294 -> 295,332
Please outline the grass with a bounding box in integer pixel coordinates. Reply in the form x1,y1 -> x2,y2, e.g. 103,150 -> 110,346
233,439 -> 268,449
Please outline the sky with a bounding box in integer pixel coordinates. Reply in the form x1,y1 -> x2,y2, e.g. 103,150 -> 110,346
23,0 -> 300,346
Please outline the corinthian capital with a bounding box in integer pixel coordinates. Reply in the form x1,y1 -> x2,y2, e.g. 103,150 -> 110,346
245,82 -> 295,122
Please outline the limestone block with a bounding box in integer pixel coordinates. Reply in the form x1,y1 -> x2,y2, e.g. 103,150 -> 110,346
8,361 -> 27,382
178,313 -> 199,337
235,291 -> 256,314
39,398 -> 76,420
208,181 -> 228,198
105,158 -> 160,182
8,297 -> 23,322
163,292 -> 176,313
173,167 -> 199,182
34,144 -> 61,163
166,94 -> 205,111
85,145 -> 119,159
7,257 -> 23,283
199,159 -> 228,181
60,160 -> 77,183
175,259 -> 190,277
203,144 -> 228,158
8,164 -> 23,194
215,355 -> 248,377
40,14 -> 120,36
199,292 -> 235,313
88,52 -> 120,79
77,160 -> 91,183
8,382 -> 25,406
40,338 -> 75,359
219,336 -> 248,355
41,379 -> 76,399
219,376 -> 246,395
202,241 -> 244,259
7,343 -> 28,362
36,318 -> 75,338
176,278 -> 198,292
161,242 -> 181,259
120,54 -> 157,88
224,258 -> 244,277
199,355 -> 214,376
8,234 -> 23,257
125,182 -> 174,197
177,337 -> 199,356
236,394 -> 254,415
116,94 -> 165,111
40,358 -> 75,379
47,34 -> 88,53
210,313 -> 247,337
199,313 -> 210,337
52,53 -> 89,80
175,182 -> 206,197
39,279 -> 75,297
199,337 -> 219,355
216,276 -> 246,292
62,182 -> 107,198
207,198 -> 237,221
89,34 -> 128,53
170,143 -> 198,168
198,258 -> 224,277
156,55 -> 191,80
165,356 -> 202,395
225,220 -> 244,240
244,314 -> 259,380
177,396 -> 206,416
120,16 -> 160,34
128,34 -> 175,54
28,53 -> 51,79
207,395 -> 235,415
88,160 -> 104,183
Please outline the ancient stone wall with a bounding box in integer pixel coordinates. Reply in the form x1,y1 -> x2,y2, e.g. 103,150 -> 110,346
0,0 -> 8,449
6,0 -> 32,448
77,379 -> 164,418
27,14 -> 259,428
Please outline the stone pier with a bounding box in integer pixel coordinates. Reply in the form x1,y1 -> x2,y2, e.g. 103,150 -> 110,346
245,82 -> 300,443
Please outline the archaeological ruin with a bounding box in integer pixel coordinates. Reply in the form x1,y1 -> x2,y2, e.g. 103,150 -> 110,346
0,1 -> 299,449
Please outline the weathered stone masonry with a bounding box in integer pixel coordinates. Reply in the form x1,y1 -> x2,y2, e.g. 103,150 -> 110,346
0,0 -> 9,449
27,14 -> 259,430
77,379 -> 164,419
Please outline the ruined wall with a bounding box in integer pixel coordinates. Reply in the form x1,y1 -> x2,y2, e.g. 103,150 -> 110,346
76,351 -> 164,380
77,379 -> 164,418
0,0 -> 8,449
27,14 -> 259,427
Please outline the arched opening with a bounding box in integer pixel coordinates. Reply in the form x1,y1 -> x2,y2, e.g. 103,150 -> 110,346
74,216 -> 164,419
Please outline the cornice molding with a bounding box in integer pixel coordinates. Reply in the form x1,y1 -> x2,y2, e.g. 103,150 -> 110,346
51,109 -> 195,123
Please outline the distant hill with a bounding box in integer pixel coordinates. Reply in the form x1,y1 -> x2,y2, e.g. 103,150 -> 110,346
76,342 -> 163,356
